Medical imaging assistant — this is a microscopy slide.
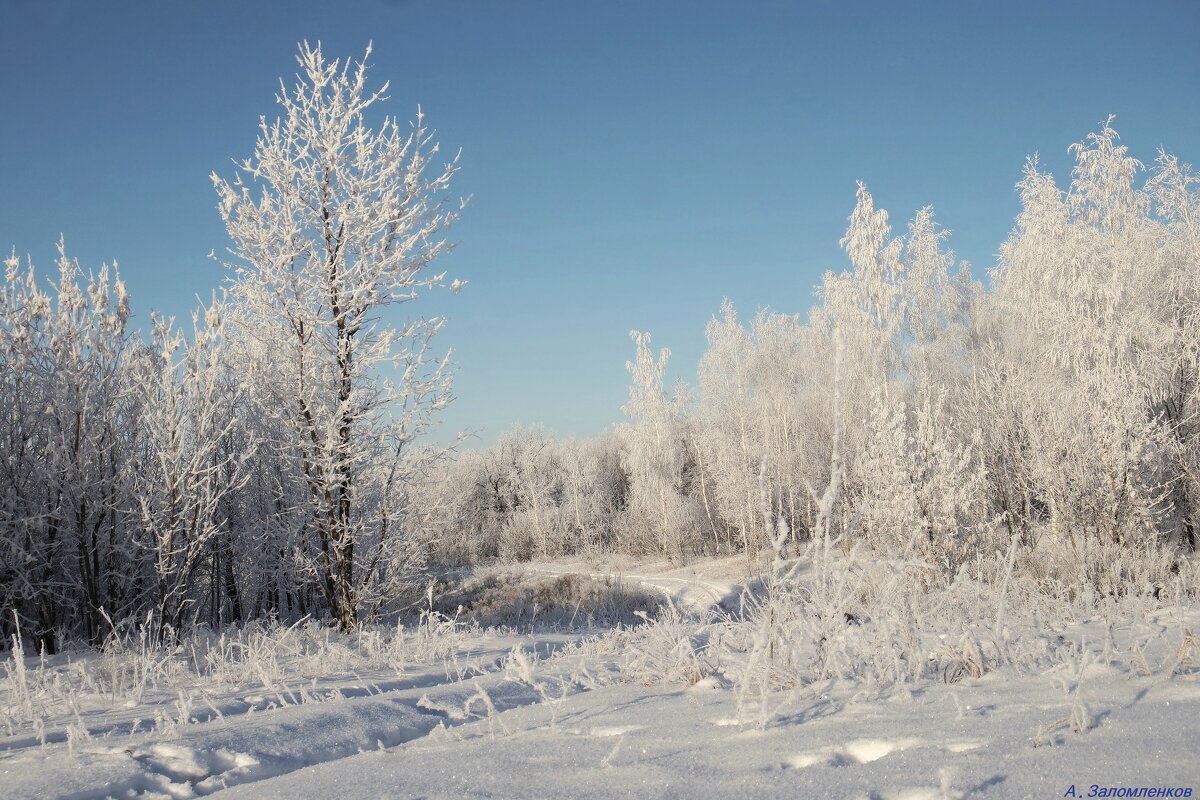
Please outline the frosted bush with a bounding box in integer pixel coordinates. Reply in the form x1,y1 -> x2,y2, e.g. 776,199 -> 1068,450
433,571 -> 662,629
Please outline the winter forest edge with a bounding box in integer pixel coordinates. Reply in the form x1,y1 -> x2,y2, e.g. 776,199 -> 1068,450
2,42 -> 1200,796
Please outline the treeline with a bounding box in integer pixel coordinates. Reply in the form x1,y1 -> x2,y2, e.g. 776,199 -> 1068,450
417,123 -> 1200,602
2,106 -> 1197,651
0,231 -> 453,651
1,44 -> 458,650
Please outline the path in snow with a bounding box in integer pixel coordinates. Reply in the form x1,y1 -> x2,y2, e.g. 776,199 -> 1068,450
522,555 -> 751,613
1,634 -> 599,799
202,661 -> 1200,800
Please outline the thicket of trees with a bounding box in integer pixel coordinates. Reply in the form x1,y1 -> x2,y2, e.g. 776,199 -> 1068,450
2,41 -> 1196,655
0,44 -> 461,649
419,121 -> 1199,602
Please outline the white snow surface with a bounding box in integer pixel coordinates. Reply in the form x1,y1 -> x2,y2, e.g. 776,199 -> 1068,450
2,557 -> 1198,799
207,674 -> 1200,800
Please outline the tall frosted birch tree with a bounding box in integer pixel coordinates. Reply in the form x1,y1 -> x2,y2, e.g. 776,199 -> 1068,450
212,43 -> 463,628
622,331 -> 692,559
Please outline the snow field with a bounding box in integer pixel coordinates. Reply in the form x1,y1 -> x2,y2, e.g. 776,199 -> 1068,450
2,550 -> 1198,799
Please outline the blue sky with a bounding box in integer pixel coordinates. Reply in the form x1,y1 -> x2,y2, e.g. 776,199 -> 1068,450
1,0 -> 1197,445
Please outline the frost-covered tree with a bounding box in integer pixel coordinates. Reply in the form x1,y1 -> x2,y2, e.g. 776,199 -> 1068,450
132,306 -> 251,634
1145,149 -> 1200,549
900,207 -> 976,393
410,428 -> 629,565
622,331 -> 696,560
693,305 -> 830,555
834,182 -> 906,400
983,122 -> 1178,556
561,433 -> 629,553
802,185 -> 909,548
804,186 -> 991,568
488,426 -> 564,561
697,305 -> 765,555
212,43 -> 463,627
854,390 -> 990,578
0,253 -> 51,645
0,245 -> 140,650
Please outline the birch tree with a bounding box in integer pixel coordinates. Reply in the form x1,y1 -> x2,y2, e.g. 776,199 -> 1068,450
698,305 -> 764,554
0,245 -> 138,650
212,42 -> 463,628
622,331 -> 695,559
985,122 -> 1177,552
133,306 -> 250,634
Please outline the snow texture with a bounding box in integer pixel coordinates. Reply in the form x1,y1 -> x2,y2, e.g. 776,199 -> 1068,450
2,559 -> 1197,799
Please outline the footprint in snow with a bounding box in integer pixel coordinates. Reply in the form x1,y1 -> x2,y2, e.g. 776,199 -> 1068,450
785,737 -> 924,769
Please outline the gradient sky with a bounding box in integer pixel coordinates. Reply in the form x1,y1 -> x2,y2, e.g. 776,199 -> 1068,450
2,0 -> 1198,445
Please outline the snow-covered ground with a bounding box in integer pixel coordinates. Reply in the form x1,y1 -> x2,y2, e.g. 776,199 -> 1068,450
3,555 -> 1198,799
210,664 -> 1200,800
523,553 -> 749,611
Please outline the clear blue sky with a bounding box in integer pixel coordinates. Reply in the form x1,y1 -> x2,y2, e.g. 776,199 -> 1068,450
2,0 -> 1198,445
